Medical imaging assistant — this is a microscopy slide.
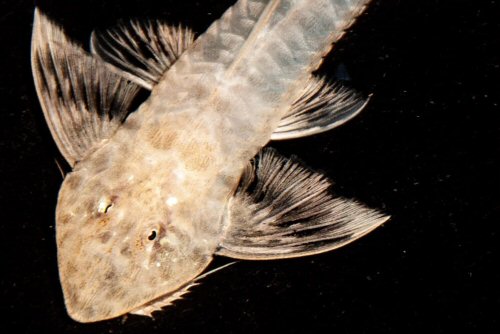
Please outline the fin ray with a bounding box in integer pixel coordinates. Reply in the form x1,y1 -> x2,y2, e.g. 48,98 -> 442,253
31,9 -> 141,166
218,148 -> 389,260
129,262 -> 235,317
91,20 -> 195,89
272,76 -> 370,140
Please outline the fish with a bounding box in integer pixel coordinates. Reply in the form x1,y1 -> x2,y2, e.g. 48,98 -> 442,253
31,0 -> 389,323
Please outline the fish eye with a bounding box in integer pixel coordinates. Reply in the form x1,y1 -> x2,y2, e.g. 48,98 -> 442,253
97,198 -> 113,214
148,230 -> 157,241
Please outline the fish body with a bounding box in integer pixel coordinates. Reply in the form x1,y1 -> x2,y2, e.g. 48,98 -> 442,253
31,0 -> 389,323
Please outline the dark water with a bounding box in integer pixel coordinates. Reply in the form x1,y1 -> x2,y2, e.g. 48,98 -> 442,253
1,0 -> 499,333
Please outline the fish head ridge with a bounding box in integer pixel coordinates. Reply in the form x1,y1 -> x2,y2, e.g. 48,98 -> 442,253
54,156 -> 216,322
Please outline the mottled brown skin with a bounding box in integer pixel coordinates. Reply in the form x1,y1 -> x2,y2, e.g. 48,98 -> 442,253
47,0 -> 375,322
56,107 -> 242,322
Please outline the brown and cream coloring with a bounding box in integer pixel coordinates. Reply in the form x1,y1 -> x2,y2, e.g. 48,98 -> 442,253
31,0 -> 388,323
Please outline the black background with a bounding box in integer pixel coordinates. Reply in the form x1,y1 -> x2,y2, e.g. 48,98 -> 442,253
1,0 -> 499,333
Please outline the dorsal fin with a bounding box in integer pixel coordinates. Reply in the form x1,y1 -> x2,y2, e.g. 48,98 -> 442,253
218,148 -> 389,260
272,76 -> 370,140
91,21 -> 195,90
31,9 -> 141,166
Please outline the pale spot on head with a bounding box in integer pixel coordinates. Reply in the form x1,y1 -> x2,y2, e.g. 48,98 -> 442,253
166,196 -> 178,207
173,168 -> 186,182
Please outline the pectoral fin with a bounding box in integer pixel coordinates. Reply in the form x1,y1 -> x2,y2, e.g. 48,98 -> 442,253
31,9 -> 141,166
271,76 -> 370,140
91,20 -> 195,89
217,148 -> 389,260
129,262 -> 234,317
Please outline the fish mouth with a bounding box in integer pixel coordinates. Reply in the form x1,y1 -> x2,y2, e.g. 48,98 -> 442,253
128,262 -> 235,317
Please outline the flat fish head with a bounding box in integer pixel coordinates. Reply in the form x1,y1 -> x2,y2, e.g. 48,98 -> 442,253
54,167 -> 214,322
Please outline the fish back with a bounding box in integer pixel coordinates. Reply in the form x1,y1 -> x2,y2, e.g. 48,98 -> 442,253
159,0 -> 369,103
147,0 -> 371,162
